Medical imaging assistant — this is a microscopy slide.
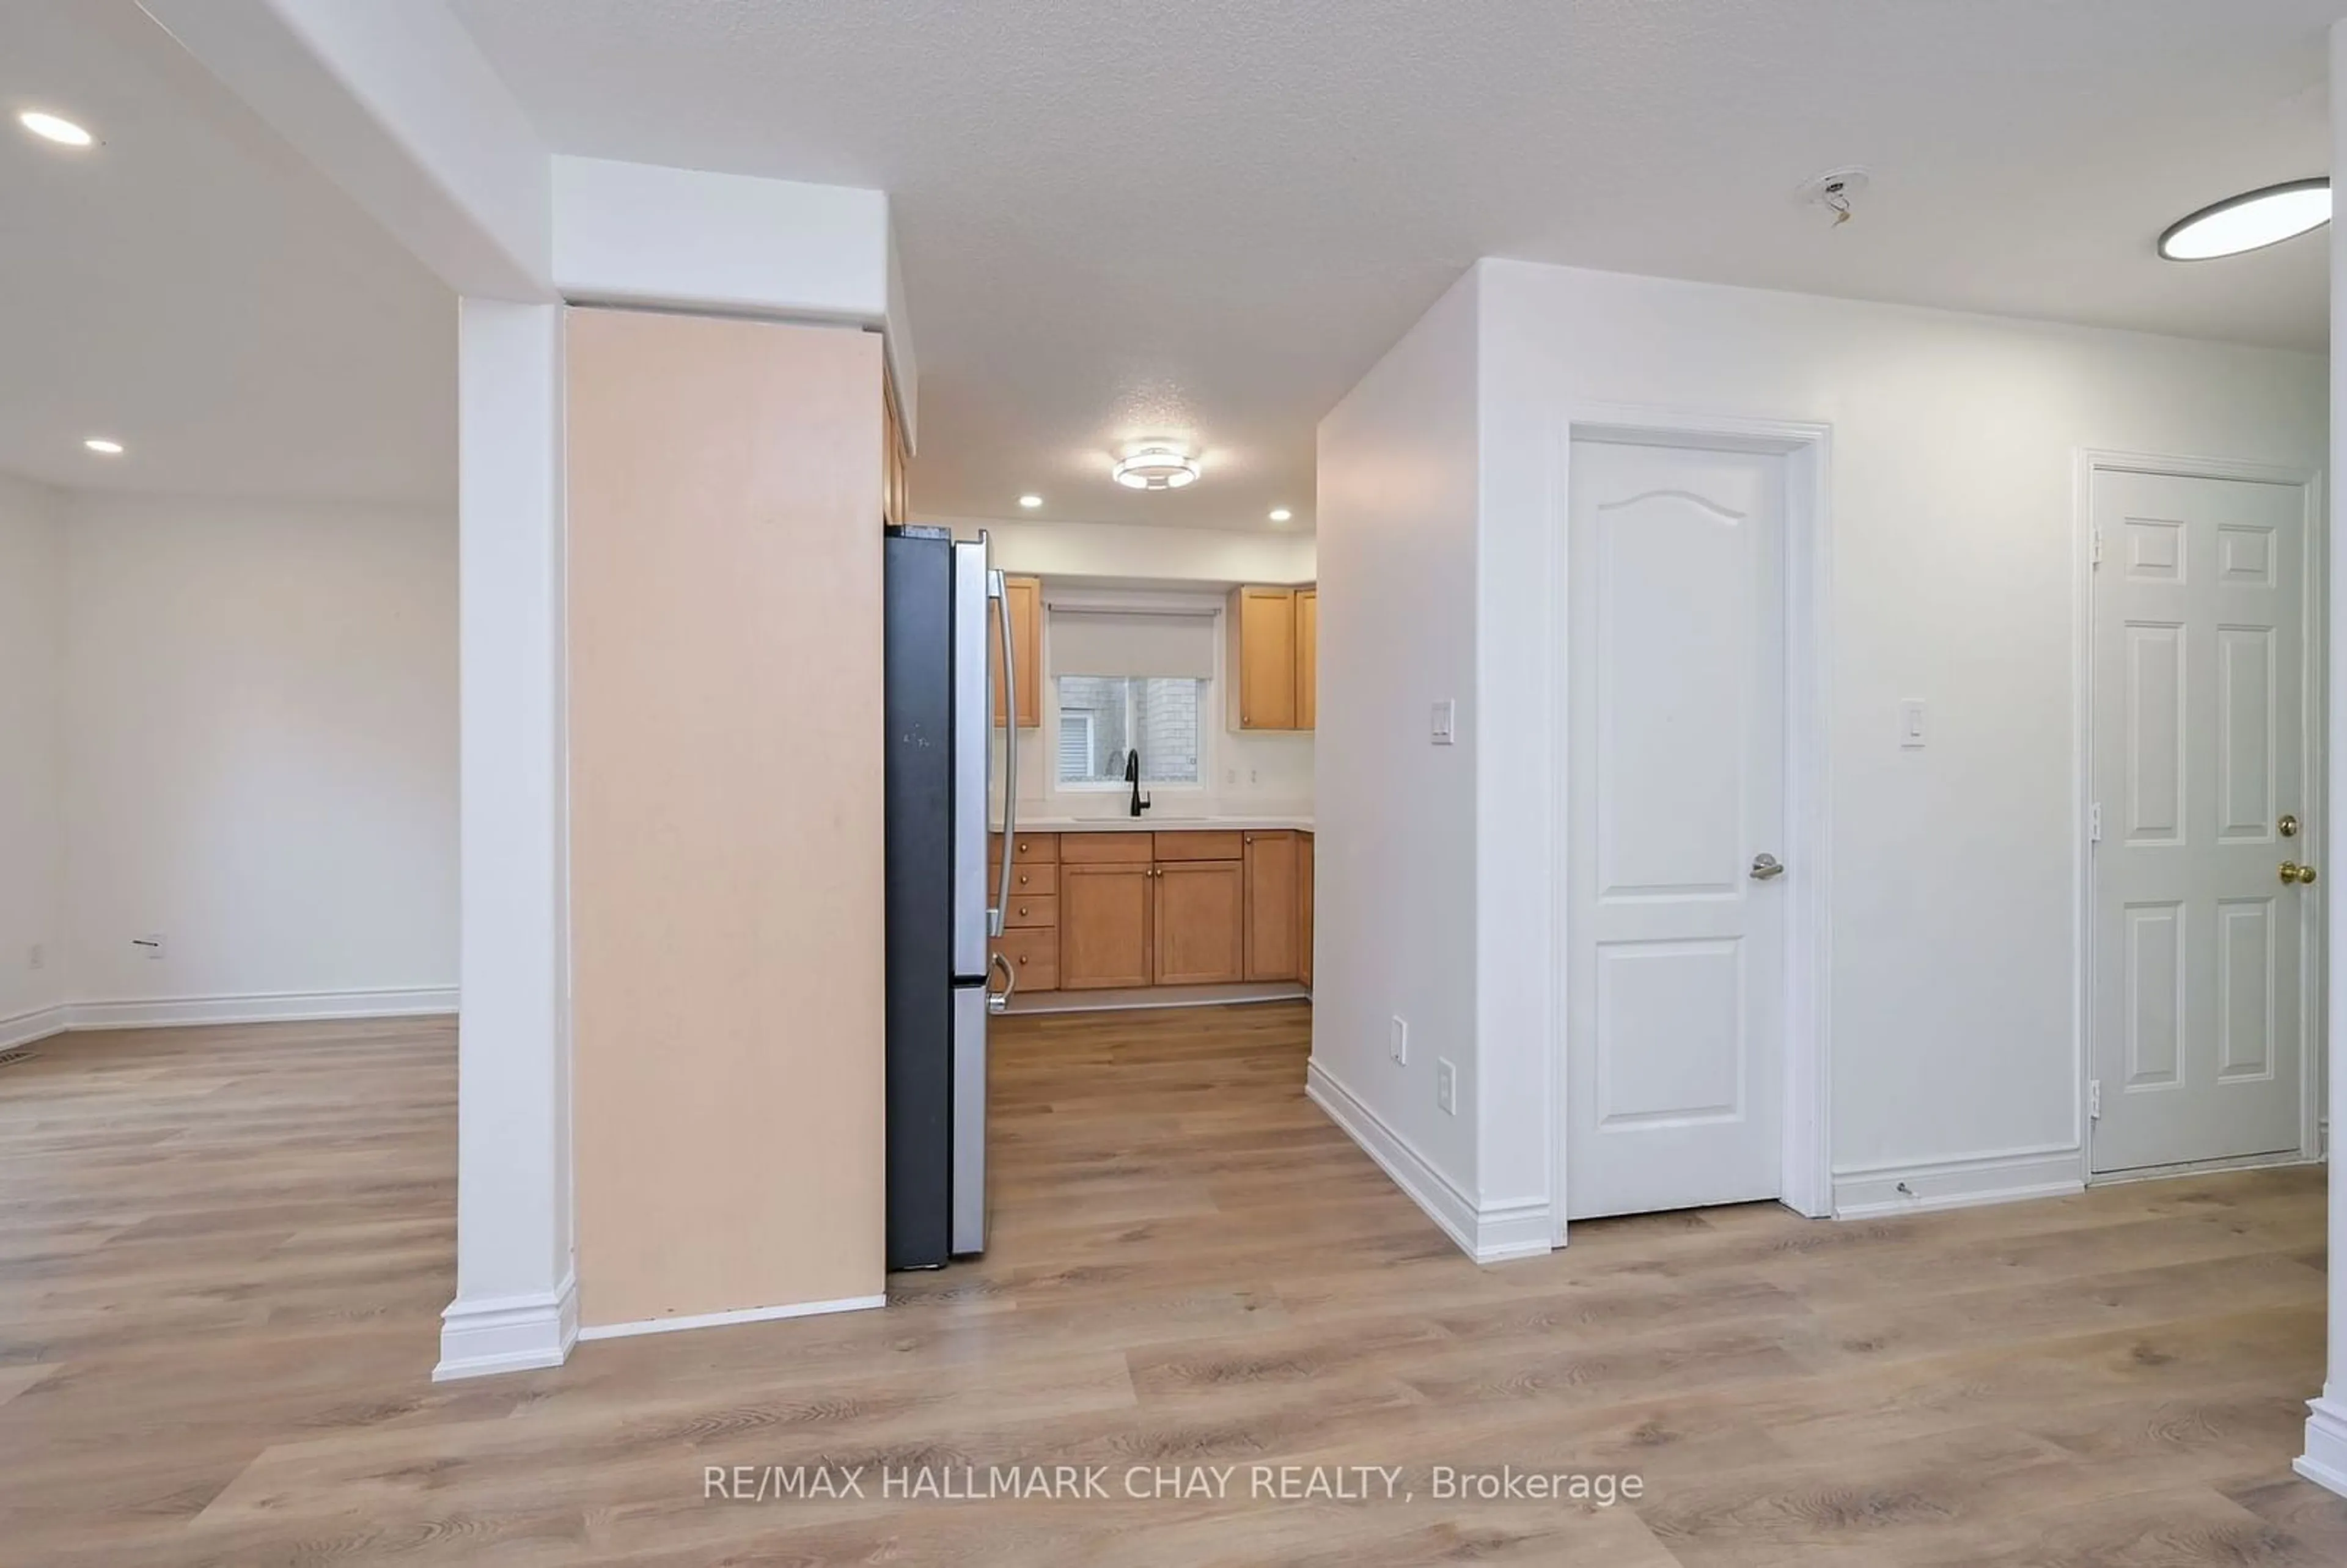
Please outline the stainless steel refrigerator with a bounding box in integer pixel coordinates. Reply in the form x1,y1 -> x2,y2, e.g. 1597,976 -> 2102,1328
883,526 -> 1019,1270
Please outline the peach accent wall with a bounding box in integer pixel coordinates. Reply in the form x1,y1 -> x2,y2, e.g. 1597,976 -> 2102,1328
567,306 -> 885,1325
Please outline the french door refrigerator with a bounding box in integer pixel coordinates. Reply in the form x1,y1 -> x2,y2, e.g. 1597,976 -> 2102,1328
883,526 -> 1018,1270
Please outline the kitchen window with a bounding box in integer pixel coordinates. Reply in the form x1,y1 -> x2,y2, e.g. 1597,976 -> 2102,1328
1046,603 -> 1215,791
1056,676 -> 1203,786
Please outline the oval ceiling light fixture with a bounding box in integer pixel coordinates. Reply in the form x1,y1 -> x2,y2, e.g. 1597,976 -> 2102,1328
20,109 -> 94,147
1112,445 -> 1199,491
1018,494 -> 1043,508
2159,178 -> 2329,260
1268,508 -> 1293,523
83,437 -> 124,455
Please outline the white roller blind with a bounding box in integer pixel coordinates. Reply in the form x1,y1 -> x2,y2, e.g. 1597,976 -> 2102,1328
1047,607 -> 1216,680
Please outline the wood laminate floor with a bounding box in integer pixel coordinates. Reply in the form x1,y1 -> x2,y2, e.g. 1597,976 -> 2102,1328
3,1002 -> 2345,1565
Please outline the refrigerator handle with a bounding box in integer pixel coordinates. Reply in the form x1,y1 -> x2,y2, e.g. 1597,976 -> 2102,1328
986,950 -> 1016,1016
989,563 -> 1016,938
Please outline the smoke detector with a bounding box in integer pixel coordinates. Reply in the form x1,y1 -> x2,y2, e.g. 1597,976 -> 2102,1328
1795,166 -> 1871,227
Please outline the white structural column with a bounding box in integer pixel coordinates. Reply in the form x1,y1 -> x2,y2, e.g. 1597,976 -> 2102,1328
435,299 -> 575,1377
2297,16 -> 2347,1498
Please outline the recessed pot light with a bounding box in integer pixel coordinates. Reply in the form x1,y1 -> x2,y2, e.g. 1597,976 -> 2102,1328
1268,508 -> 1293,523
19,110 -> 94,147
2159,178 -> 2329,260
83,437 -> 123,455
1112,446 -> 1199,491
1018,494 -> 1043,508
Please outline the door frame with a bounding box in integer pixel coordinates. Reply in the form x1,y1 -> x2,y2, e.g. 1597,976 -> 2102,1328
2074,449 -> 2326,1182
1551,409 -> 1836,1241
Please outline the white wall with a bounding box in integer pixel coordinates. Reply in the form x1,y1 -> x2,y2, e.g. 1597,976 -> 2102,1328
59,494 -> 458,1010
1480,260 -> 2326,1217
0,475 -> 67,1040
1321,258 -> 2327,1240
1312,269 -> 1485,1195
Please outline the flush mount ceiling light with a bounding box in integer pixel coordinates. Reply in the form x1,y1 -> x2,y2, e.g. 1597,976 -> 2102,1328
1018,494 -> 1043,508
1268,508 -> 1293,523
1111,445 -> 1199,491
19,110 -> 94,147
2159,178 -> 2330,260
83,437 -> 123,455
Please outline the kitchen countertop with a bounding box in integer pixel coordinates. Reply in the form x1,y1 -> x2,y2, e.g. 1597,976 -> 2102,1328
994,813 -> 1313,834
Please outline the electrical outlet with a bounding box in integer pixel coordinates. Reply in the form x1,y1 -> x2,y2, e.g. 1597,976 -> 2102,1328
133,932 -> 166,961
1389,1016 -> 1408,1064
26,943 -> 42,972
1436,1057 -> 1456,1115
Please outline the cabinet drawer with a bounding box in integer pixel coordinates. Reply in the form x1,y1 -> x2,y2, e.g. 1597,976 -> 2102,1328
992,928 -> 1058,992
1003,894 -> 1058,929
1061,831 -> 1154,865
1154,830 -> 1243,862
990,831 -> 1059,865
997,862 -> 1057,896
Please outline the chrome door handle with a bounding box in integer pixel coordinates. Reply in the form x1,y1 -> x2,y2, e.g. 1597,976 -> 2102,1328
986,950 -> 1016,1014
990,561 -> 1016,939
1750,853 -> 1785,881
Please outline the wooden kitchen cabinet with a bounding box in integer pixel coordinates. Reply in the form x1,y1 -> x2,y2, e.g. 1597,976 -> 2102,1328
1059,862 -> 1155,989
1294,587 -> 1317,731
1243,830 -> 1301,981
1155,861 -> 1246,985
1298,832 -> 1314,991
1227,585 -> 1298,730
990,574 -> 1041,728
990,830 -> 1060,992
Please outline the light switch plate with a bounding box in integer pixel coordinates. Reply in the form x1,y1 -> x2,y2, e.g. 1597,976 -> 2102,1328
1430,699 -> 1456,746
1390,1016 -> 1408,1064
1898,699 -> 1926,749
1436,1057 -> 1456,1115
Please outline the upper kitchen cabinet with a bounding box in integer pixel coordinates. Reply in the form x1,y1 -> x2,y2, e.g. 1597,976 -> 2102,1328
990,574 -> 1041,728
881,383 -> 911,526
1225,584 -> 1317,731
1227,585 -> 1298,730
1295,587 -> 1317,730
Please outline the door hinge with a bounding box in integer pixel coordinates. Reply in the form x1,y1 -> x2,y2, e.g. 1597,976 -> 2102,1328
2089,1079 -> 2102,1121
2088,802 -> 2101,843
2091,527 -> 2104,566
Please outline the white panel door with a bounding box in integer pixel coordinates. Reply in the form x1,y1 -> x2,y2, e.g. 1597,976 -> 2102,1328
1567,439 -> 1787,1220
2091,469 -> 2307,1174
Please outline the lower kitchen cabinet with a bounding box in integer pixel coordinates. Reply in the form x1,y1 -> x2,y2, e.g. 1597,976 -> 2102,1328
1243,830 -> 1301,981
1154,861 -> 1246,985
1005,827 -> 1312,999
1059,862 -> 1156,989
1298,832 -> 1314,990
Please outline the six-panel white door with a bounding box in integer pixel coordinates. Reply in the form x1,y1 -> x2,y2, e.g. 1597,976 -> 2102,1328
1567,439 -> 1788,1220
2091,469 -> 2307,1174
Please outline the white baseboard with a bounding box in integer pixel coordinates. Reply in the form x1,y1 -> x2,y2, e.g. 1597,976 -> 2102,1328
1307,1060 -> 1551,1265
67,986 -> 457,1029
2297,1394 -> 2347,1498
1832,1144 -> 2084,1219
578,1293 -> 886,1343
4,990 -> 456,1049
0,1003 -> 72,1051
434,1272 -> 579,1380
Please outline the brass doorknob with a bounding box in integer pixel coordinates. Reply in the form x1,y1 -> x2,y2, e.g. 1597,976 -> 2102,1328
2280,861 -> 2318,885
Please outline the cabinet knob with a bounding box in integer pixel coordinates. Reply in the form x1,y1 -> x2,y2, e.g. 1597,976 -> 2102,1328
1018,906 -> 1029,916
1017,954 -> 1028,965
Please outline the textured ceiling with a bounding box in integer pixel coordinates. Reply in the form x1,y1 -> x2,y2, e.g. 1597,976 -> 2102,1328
453,0 -> 2335,534
0,2 -> 453,503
